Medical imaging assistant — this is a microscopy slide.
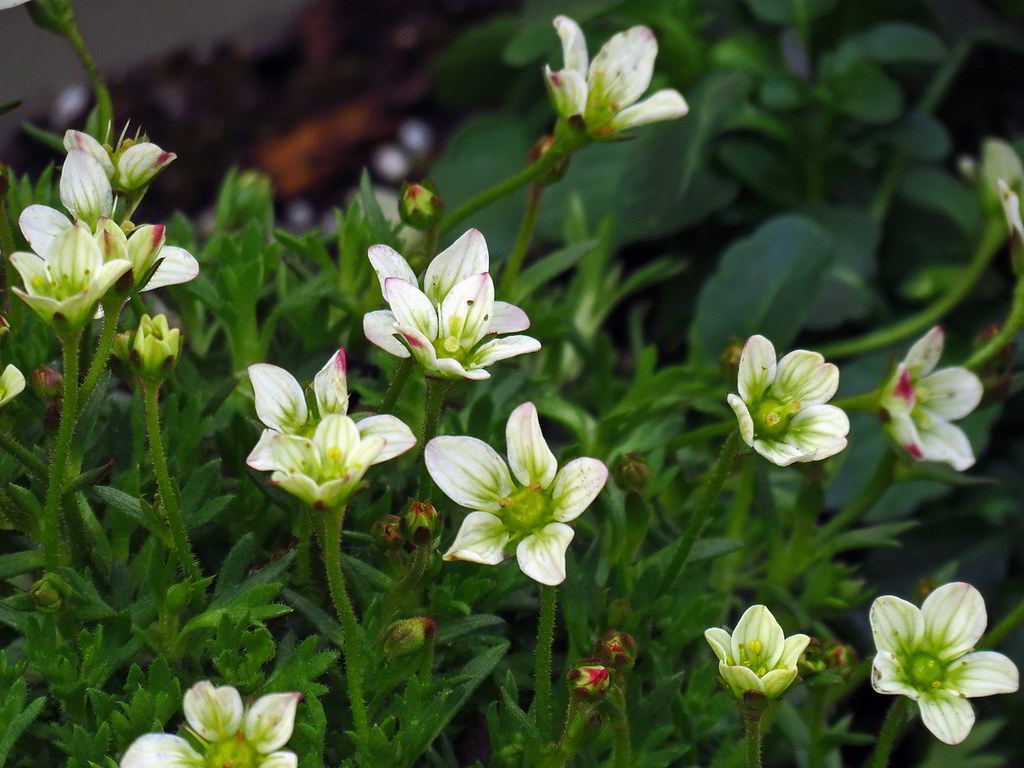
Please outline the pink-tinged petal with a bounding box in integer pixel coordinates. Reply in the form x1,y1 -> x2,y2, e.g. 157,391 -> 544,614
246,429 -> 281,472
313,348 -> 349,416
917,691 -> 975,745
553,15 -> 588,74
425,436 -> 514,512
608,89 -> 688,131
60,149 -> 113,225
544,65 -> 588,118
915,414 -> 975,471
869,595 -> 924,656
949,651 -> 1019,697
116,143 -> 176,189
143,246 -> 199,291
63,130 -> 114,177
363,310 -> 409,358
443,511 -> 509,565
355,414 -> 416,463
182,680 -> 243,741
505,403 -> 558,488
488,301 -> 530,334
921,582 -> 987,660
393,323 -> 443,375
885,410 -> 925,461
727,394 -> 755,446
125,224 -> 165,276
903,326 -> 944,378
439,272 -> 494,348
368,244 -> 417,297
769,350 -> 839,406
516,523 -> 574,585
385,277 -> 438,339
469,335 -> 541,368
423,229 -> 489,304
871,651 -> 919,698
248,364 -> 308,434
18,205 -> 71,258
244,692 -> 301,753
737,334 -> 776,403
917,367 -> 982,421
550,457 -> 607,522
588,25 -> 657,108
120,734 -> 203,768
888,364 -> 917,412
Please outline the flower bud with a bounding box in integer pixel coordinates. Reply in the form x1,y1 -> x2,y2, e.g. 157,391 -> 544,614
720,337 -> 744,376
527,135 -> 570,183
595,630 -> 637,670
31,366 -> 63,400
30,572 -> 71,612
614,453 -> 649,496
797,637 -> 828,677
566,660 -> 611,699
130,314 -> 182,381
398,182 -> 443,230
823,640 -> 857,673
381,617 -> 438,658
116,142 -> 176,190
64,130 -> 114,178
980,138 -> 1024,216
371,515 -> 404,548
403,500 -> 439,545
60,149 -> 113,227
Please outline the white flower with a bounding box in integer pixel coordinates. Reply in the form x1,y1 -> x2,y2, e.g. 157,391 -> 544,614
427,402 -> 607,585
121,681 -> 301,768
544,15 -> 688,136
363,229 -> 541,380
879,327 -> 983,471
705,605 -> 810,700
246,349 -> 416,508
0,364 -> 26,409
64,129 -> 176,191
869,582 -> 1019,745
726,335 -> 849,466
60,149 -> 113,227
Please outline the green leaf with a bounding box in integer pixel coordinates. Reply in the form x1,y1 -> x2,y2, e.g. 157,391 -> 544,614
743,0 -> 836,25
826,60 -> 904,124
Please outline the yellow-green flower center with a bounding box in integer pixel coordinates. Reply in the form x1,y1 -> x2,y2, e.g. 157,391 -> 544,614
206,735 -> 258,768
753,397 -> 801,439
906,652 -> 948,690
499,485 -> 552,535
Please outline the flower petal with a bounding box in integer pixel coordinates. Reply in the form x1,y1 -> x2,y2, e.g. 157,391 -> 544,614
363,310 -> 409,358
921,582 -> 987,660
949,651 -> 1019,697
63,130 -> 114,177
368,244 -> 417,297
425,436 -> 514,512
0,365 -> 26,409
143,246 -> 199,291
704,627 -> 733,664
871,651 -> 919,698
244,692 -> 302,753
271,471 -> 320,507
505,402 -> 558,488
730,605 -> 785,671
549,457 -> 607,522
9,252 -> 48,296
60,148 -> 113,225
385,277 -> 438,340
312,413 -> 361,461
516,522 -> 574,585
737,334 -> 777,403
608,89 -> 688,131
916,414 -> 975,471
260,752 -> 299,768
886,410 -> 926,462
443,511 -> 509,565
488,301 -> 530,334
423,229 -> 489,304
49,221 -> 103,286
553,15 -> 588,74
182,680 -> 243,741
434,355 -> 492,381
19,205 -> 71,258
917,367 -> 983,421
544,66 -> 588,118
778,634 -> 810,669
469,335 -> 541,368
313,348 -> 348,416
751,438 -> 806,467
439,272 -> 494,348
355,415 -> 416,463
903,326 -> 944,378
720,663 -> 764,697
588,25 -> 657,108
248,364 -> 308,433
917,690 -> 975,745
120,734 -> 204,768
761,668 -> 798,699
770,350 -> 839,406
869,595 -> 924,656
787,404 -> 850,462
116,143 -> 176,189
727,394 -> 755,446
393,323 -> 440,373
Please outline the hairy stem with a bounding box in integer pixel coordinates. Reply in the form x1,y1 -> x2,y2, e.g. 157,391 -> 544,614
534,584 -> 558,740
819,451 -> 898,540
609,686 -> 632,768
380,358 -> 415,414
743,710 -> 763,768
416,378 -> 451,499
501,182 -> 545,300
79,304 -> 121,405
867,697 -> 909,768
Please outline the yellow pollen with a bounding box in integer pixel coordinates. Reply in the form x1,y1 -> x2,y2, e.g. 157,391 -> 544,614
748,640 -> 762,654
931,681 -> 941,688
758,667 -> 767,676
327,448 -> 341,461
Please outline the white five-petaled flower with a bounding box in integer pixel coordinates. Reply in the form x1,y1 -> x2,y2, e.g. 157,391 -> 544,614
705,605 -> 810,700
363,229 -> 541,380
879,327 -> 983,471
0,364 -> 25,409
427,402 -> 608,586
727,335 -> 850,466
65,129 -> 177,191
246,349 -> 416,508
870,582 -> 1019,745
120,680 -> 301,768
544,15 -> 688,136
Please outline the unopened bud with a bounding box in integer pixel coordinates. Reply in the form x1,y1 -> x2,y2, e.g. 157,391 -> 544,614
398,182 -> 443,230
371,515 -> 404,548
823,641 -> 857,672
381,617 -> 437,658
30,572 -> 71,612
720,337 -> 744,375
566,660 -> 611,699
595,630 -> 637,670
614,453 -> 649,496
403,500 -> 439,544
31,366 -> 63,400
116,142 -> 176,191
130,314 -> 182,381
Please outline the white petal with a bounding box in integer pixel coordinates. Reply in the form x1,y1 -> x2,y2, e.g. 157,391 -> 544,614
271,471 -> 321,507
143,246 -> 199,291
49,221 -> 103,285
903,326 -> 944,378
704,627 -> 733,664
439,272 -> 494,348
260,752 -> 299,768
0,365 -> 26,409
886,410 -> 927,462
730,605 -> 785,671
363,310 -> 409,358
516,523 -> 574,585
385,277 -> 438,339
505,402 -> 557,488
787,404 -> 850,462
751,439 -> 806,467
434,356 -> 492,381
63,130 -> 114,177
949,651 -> 1019,697
443,511 -> 509,565
355,414 -> 416,463
761,668 -> 798,699
553,15 -> 588,74
96,218 -> 130,263
770,350 -> 839,406
311,413 -> 361,459
778,634 -> 811,669
9,251 -> 48,295
549,457 -> 607,522
917,367 -> 983,421
917,691 -> 975,745
544,66 -> 588,118
313,348 -> 349,416
916,414 -> 975,471
246,429 -> 281,472
244,692 -> 301,753
737,334 -> 777,403
870,595 -> 924,655
182,680 -> 243,740
588,25 -> 657,108
469,335 -> 541,368
488,301 -> 530,334
998,180 -> 1024,248
248,364 -> 308,433
727,394 -> 755,446
60,149 -> 113,224
367,244 -> 417,297
720,663 -> 764,697
19,205 -> 71,258
116,143 -> 176,189
871,651 -> 919,698
393,323 -> 441,373
425,436 -> 514,511
921,582 -> 987,660
608,89 -> 688,131
120,734 -> 203,768
423,229 -> 489,304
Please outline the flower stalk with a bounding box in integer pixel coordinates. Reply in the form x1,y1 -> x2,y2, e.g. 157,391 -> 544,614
380,357 -> 415,413
534,584 -> 558,740
608,685 -> 632,768
867,697 -> 909,768
79,303 -> 121,405
501,180 -> 545,301
742,706 -> 763,768
416,377 -> 451,498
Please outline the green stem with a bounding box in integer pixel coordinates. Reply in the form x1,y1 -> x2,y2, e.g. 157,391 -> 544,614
380,358 -> 415,414
417,631 -> 435,684
819,451 -> 897,540
416,378 -> 451,498
322,505 -> 370,741
743,711 -> 763,768
0,430 -> 46,479
534,584 -> 558,740
831,389 -> 881,413
142,380 -> 201,580
657,431 -> 740,596
541,703 -> 591,768
41,330 -> 82,569
981,597 -> 1024,648
63,14 -> 114,139
79,304 -> 121,405
817,219 -> 1005,359
867,697 -> 909,768
966,276 -> 1024,370
501,182 -> 545,301
609,686 -> 632,768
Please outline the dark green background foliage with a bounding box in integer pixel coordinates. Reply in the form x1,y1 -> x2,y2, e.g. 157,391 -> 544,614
2,0 -> 1024,766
